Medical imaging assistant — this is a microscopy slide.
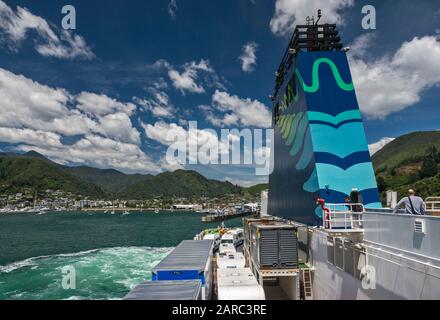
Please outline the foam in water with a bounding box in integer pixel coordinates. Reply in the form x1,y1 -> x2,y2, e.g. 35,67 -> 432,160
0,246 -> 172,300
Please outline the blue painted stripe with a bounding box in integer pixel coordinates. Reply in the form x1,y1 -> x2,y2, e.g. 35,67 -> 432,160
314,151 -> 372,170
309,122 -> 369,158
296,130 -> 314,170
307,110 -> 362,125
315,162 -> 378,195
289,116 -> 308,157
285,112 -> 304,146
303,168 -> 319,193
309,119 -> 362,129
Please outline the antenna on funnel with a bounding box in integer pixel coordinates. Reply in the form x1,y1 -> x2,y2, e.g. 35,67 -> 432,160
316,9 -> 322,25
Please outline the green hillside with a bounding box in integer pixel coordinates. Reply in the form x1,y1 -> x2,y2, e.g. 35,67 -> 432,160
372,131 -> 440,200
116,170 -> 242,199
0,152 -> 248,200
244,183 -> 269,197
0,153 -> 106,198
65,166 -> 149,193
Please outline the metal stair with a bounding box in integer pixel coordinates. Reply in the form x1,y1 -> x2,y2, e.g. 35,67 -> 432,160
301,268 -> 313,300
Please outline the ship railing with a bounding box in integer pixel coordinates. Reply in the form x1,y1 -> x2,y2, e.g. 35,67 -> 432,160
322,203 -> 364,232
425,197 -> 440,215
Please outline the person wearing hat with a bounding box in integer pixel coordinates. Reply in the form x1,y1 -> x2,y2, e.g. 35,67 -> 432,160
393,189 -> 426,215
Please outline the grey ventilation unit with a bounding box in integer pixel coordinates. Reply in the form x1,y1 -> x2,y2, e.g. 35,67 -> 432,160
250,222 -> 298,269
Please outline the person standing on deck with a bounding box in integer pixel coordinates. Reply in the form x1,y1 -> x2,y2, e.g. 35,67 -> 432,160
393,189 -> 426,215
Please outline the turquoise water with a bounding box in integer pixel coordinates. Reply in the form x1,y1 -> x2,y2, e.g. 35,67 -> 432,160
0,211 -> 242,300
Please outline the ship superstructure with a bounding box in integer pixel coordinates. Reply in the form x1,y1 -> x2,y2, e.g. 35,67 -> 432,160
267,13 -> 440,300
269,17 -> 380,226
126,13 -> 440,301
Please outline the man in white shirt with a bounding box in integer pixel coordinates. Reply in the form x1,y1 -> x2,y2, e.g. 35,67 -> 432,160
393,189 -> 426,215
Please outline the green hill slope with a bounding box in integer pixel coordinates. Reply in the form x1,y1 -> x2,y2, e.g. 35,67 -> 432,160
116,170 -> 242,199
372,131 -> 440,199
0,153 -> 106,198
64,166 -> 149,193
0,152 -> 248,200
244,183 -> 269,197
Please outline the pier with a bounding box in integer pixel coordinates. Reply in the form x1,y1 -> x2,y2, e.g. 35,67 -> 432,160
202,211 -> 257,223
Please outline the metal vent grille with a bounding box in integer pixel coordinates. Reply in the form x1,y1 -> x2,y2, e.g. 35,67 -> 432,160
260,230 -> 279,268
251,223 -> 298,269
343,243 -> 354,276
335,238 -> 344,270
327,236 -> 334,265
414,219 -> 426,234
279,229 -> 298,268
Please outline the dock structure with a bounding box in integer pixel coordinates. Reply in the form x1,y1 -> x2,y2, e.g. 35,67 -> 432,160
201,211 -> 257,223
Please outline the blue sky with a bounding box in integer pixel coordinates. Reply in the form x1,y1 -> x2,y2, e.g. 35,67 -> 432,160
0,0 -> 439,186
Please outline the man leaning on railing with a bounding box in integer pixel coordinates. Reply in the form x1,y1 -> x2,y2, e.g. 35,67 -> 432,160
393,189 -> 426,215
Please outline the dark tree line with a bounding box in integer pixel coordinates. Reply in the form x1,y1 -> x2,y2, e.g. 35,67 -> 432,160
420,146 -> 440,179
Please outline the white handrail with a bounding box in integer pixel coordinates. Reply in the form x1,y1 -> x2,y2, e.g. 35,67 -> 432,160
322,203 -> 364,231
425,197 -> 440,212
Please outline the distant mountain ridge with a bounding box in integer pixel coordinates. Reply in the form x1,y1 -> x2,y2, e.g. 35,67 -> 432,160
0,151 -> 251,199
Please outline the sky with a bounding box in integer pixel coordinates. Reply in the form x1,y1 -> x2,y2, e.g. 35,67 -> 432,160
0,0 -> 439,186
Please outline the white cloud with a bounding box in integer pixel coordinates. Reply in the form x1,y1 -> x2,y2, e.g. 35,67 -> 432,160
349,33 -> 376,58
368,137 -> 395,156
168,59 -> 214,94
0,67 -> 170,173
95,112 -> 140,145
17,135 -> 161,174
133,91 -> 175,118
239,42 -> 258,73
168,0 -> 178,19
0,127 -> 62,148
143,121 -> 231,164
270,0 -> 354,36
0,0 -> 94,59
203,90 -> 272,128
76,92 -> 135,117
0,68 -> 140,145
350,35 -> 440,119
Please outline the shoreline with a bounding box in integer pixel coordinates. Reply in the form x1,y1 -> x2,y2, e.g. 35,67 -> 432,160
0,208 -> 196,214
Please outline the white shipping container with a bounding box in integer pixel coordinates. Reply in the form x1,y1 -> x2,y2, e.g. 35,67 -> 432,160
217,268 -> 265,300
216,252 -> 246,269
219,243 -> 236,255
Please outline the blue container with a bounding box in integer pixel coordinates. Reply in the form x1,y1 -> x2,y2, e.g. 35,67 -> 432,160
152,240 -> 213,299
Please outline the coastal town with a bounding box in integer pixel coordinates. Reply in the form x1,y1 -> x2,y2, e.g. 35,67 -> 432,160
0,188 -> 262,215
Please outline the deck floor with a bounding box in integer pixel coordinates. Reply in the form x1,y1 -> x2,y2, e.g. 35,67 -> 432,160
263,285 -> 290,300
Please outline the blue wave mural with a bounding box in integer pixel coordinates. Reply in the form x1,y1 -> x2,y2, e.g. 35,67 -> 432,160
268,50 -> 381,226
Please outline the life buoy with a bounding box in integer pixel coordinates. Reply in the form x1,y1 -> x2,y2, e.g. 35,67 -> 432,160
316,198 -> 331,228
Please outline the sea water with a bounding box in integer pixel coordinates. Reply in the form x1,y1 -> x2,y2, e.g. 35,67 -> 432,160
0,211 -> 242,300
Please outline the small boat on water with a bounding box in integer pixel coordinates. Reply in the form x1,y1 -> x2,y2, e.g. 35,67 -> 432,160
154,209 -> 159,214
110,210 -> 115,215
122,210 -> 130,216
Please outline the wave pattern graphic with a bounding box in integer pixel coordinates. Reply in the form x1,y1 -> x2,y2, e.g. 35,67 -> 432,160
276,58 -> 354,114
314,151 -> 372,170
308,110 -> 362,127
274,54 -> 380,215
296,58 -> 354,93
309,122 -> 369,158
315,163 -> 378,196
